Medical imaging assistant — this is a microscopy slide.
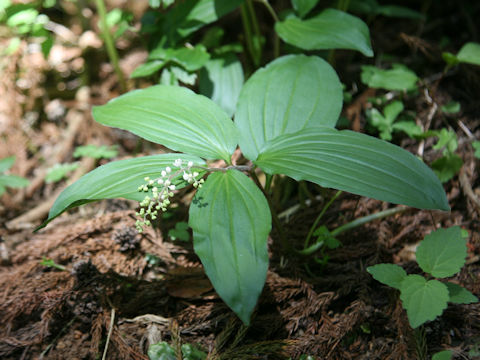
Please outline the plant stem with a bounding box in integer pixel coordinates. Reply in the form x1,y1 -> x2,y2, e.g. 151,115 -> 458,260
250,170 -> 290,252
256,0 -> 279,22
240,2 -> 261,67
330,206 -> 408,237
256,0 -> 280,58
264,173 -> 273,193
94,0 -> 127,93
304,190 -> 342,249
247,0 -> 262,62
299,206 -> 408,256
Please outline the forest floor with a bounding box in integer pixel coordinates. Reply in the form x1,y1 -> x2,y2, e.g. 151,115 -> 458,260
0,2 -> 479,359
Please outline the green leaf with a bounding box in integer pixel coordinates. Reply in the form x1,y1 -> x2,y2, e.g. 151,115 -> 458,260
199,53 -> 244,117
456,42 -> 480,66
92,85 -> 238,162
367,101 -> 404,140
235,55 -> 342,160
148,341 -> 176,360
445,282 -> 478,304
168,222 -> 190,242
189,170 -> 271,324
473,141 -> 480,159
361,64 -> 418,91
349,0 -> 424,20
416,226 -> 467,278
432,128 -> 458,155
0,156 -> 15,173
45,163 -> 79,183
275,9 -> 373,57
391,121 -> 423,138
431,154 -> 463,183
130,60 -> 166,78
367,263 -> 407,290
73,145 -> 118,159
0,174 -> 29,188
38,154 -> 205,230
432,350 -> 452,360
149,44 -> 211,72
400,275 -> 449,328
291,0 -> 320,18
255,127 -> 449,211
441,101 -> 461,114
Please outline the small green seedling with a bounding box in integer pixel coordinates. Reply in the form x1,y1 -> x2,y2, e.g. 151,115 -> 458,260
148,341 -> 206,360
440,101 -> 461,115
428,128 -> 463,183
443,42 -> 480,68
40,257 -> 66,271
45,163 -> 79,184
367,226 -> 478,329
366,100 -> 421,140
472,141 -> 480,159
73,144 -> 118,159
0,156 -> 29,196
432,350 -> 453,360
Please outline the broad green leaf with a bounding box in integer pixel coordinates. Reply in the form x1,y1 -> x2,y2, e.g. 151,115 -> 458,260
235,55 -> 342,160
361,64 -> 418,91
457,42 -> 480,66
199,53 -> 244,117
0,156 -> 15,172
291,0 -> 319,18
38,154 -> 205,230
189,170 -> 271,324
432,350 -> 452,360
275,9 -> 373,57
0,185 -> 5,196
255,127 -> 449,211
431,154 -> 463,183
445,282 -> 478,304
92,85 -> 238,162
367,263 -> 407,290
400,275 -> 449,328
0,174 -> 29,188
130,60 -> 165,78
416,227 -> 467,278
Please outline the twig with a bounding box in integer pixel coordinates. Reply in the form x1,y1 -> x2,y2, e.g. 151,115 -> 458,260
102,307 -> 116,360
459,167 -> 480,214
417,87 -> 438,158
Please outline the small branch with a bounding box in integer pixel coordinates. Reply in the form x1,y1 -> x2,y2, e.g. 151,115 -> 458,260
417,87 -> 438,158
459,167 -> 480,214
102,307 -> 116,360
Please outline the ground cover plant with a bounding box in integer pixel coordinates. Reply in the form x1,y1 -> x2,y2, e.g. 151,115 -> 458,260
1,0 -> 479,359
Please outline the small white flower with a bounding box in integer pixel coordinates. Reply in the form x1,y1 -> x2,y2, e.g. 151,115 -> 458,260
166,166 -> 171,173
169,184 -> 176,190
193,171 -> 199,177
183,172 -> 189,181
165,179 -> 171,186
188,161 -> 193,167
157,179 -> 164,185
161,170 -> 167,177
174,159 -> 182,167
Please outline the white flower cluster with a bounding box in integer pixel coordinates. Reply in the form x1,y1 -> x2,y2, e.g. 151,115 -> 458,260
135,159 -> 204,232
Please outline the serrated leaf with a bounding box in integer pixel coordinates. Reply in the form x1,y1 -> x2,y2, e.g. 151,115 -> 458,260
275,9 -> 373,57
361,64 -> 418,91
400,275 -> 449,328
457,42 -> 480,66
416,227 -> 467,278
189,170 -> 271,324
235,55 -> 342,160
0,156 -> 15,172
367,263 -> 407,290
391,121 -> 423,138
291,0 -> 320,18
92,85 -> 238,162
199,53 -> 244,117
38,154 -> 205,230
445,282 -> 478,304
255,127 -> 449,211
432,350 -> 452,360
